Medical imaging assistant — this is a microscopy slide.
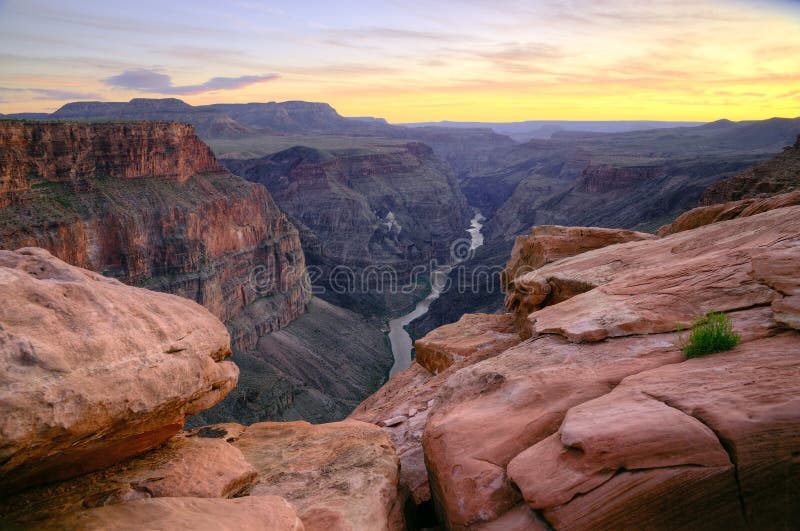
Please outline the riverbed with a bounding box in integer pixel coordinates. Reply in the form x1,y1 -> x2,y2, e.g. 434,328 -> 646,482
387,212 -> 485,376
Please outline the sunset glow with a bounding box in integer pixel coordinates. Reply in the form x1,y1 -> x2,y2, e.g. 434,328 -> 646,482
1,0 -> 799,121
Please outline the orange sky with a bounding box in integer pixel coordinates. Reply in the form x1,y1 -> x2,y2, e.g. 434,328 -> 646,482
1,0 -> 799,122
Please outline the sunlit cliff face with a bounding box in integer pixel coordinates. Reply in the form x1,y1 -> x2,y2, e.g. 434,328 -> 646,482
1,0 -> 798,121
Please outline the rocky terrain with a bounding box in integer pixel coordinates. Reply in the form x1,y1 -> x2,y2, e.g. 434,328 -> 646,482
0,120 -> 394,426
411,119 -> 800,339
701,134 -> 800,204
0,120 -> 308,354
0,250 -> 402,530
353,195 -> 800,529
224,142 -> 471,316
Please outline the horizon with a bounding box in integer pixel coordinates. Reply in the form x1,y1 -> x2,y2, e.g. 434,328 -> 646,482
1,0 -> 800,122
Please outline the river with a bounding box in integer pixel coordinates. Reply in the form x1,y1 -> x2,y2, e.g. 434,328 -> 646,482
387,212 -> 485,376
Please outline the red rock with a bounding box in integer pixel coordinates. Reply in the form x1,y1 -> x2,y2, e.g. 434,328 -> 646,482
773,296 -> 800,329
0,120 -> 309,354
422,332 -> 685,528
351,314 -> 522,507
0,248 -> 237,492
421,307 -> 780,528
31,496 -> 304,531
513,333 -> 800,530
415,313 -> 519,374
233,420 -> 403,531
512,207 -> 800,342
0,433 -> 257,523
657,190 -> 800,236
0,121 -> 221,203
502,226 -> 656,330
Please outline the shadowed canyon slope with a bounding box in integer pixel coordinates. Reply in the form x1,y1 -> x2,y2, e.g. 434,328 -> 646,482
224,142 -> 471,315
354,198 -> 800,529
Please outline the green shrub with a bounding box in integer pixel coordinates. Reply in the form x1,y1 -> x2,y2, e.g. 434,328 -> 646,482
679,311 -> 740,358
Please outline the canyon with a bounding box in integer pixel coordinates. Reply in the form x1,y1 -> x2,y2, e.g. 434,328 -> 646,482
0,105 -> 798,530
0,120 -> 392,427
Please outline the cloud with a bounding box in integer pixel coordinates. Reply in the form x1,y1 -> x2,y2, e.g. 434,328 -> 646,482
0,87 -> 103,100
102,68 -> 280,95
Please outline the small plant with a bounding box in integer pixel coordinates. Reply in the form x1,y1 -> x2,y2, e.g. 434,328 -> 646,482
679,311 -> 740,358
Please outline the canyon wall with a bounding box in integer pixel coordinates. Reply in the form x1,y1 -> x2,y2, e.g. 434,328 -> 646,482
0,121 -> 308,354
224,142 -> 471,316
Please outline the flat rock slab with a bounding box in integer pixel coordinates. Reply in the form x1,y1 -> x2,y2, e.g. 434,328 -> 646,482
30,496 -> 304,531
0,434 -> 257,523
509,332 -> 800,530
512,207 -> 800,342
233,420 -> 403,531
0,248 -> 237,492
415,313 -> 520,374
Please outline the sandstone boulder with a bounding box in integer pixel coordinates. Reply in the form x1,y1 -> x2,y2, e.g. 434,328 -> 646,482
0,248 -> 238,492
351,314 -> 522,507
233,420 -> 403,531
31,496 -> 304,531
509,206 -> 799,342
422,307 -> 781,528
657,190 -> 800,236
509,333 -> 799,530
415,313 -> 519,374
0,433 -> 257,523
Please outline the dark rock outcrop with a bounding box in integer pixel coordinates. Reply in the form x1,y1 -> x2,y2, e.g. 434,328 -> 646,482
701,133 -> 800,204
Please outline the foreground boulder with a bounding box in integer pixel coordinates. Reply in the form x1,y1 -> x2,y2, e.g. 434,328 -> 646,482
410,204 -> 800,528
351,314 -> 523,511
506,206 -> 799,342
0,248 -> 238,492
232,420 -> 403,531
0,432 -> 257,523
31,496 -> 304,531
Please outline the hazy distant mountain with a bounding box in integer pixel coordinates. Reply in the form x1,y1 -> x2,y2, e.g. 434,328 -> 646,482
50,98 -> 256,138
403,120 -> 706,142
2,112 -> 51,120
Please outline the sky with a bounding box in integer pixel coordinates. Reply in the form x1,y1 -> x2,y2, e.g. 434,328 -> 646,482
0,0 -> 799,122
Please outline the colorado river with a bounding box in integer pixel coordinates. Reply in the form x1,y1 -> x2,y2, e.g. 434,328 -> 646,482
388,212 -> 485,376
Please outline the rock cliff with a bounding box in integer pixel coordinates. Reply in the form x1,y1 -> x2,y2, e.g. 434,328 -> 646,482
0,120 -> 309,354
224,142 -> 471,316
355,199 -> 800,529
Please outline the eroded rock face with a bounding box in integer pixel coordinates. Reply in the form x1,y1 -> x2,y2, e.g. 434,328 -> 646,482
233,420 -> 403,531
224,143 -> 470,316
0,433 -> 257,523
657,190 -> 800,236
506,206 -> 799,342
0,120 -> 309,355
0,121 -> 221,202
701,134 -> 800,205
0,248 -> 237,492
31,496 -> 305,531
351,313 -> 522,508
414,204 -> 800,529
415,313 -> 519,374
502,225 -> 656,328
